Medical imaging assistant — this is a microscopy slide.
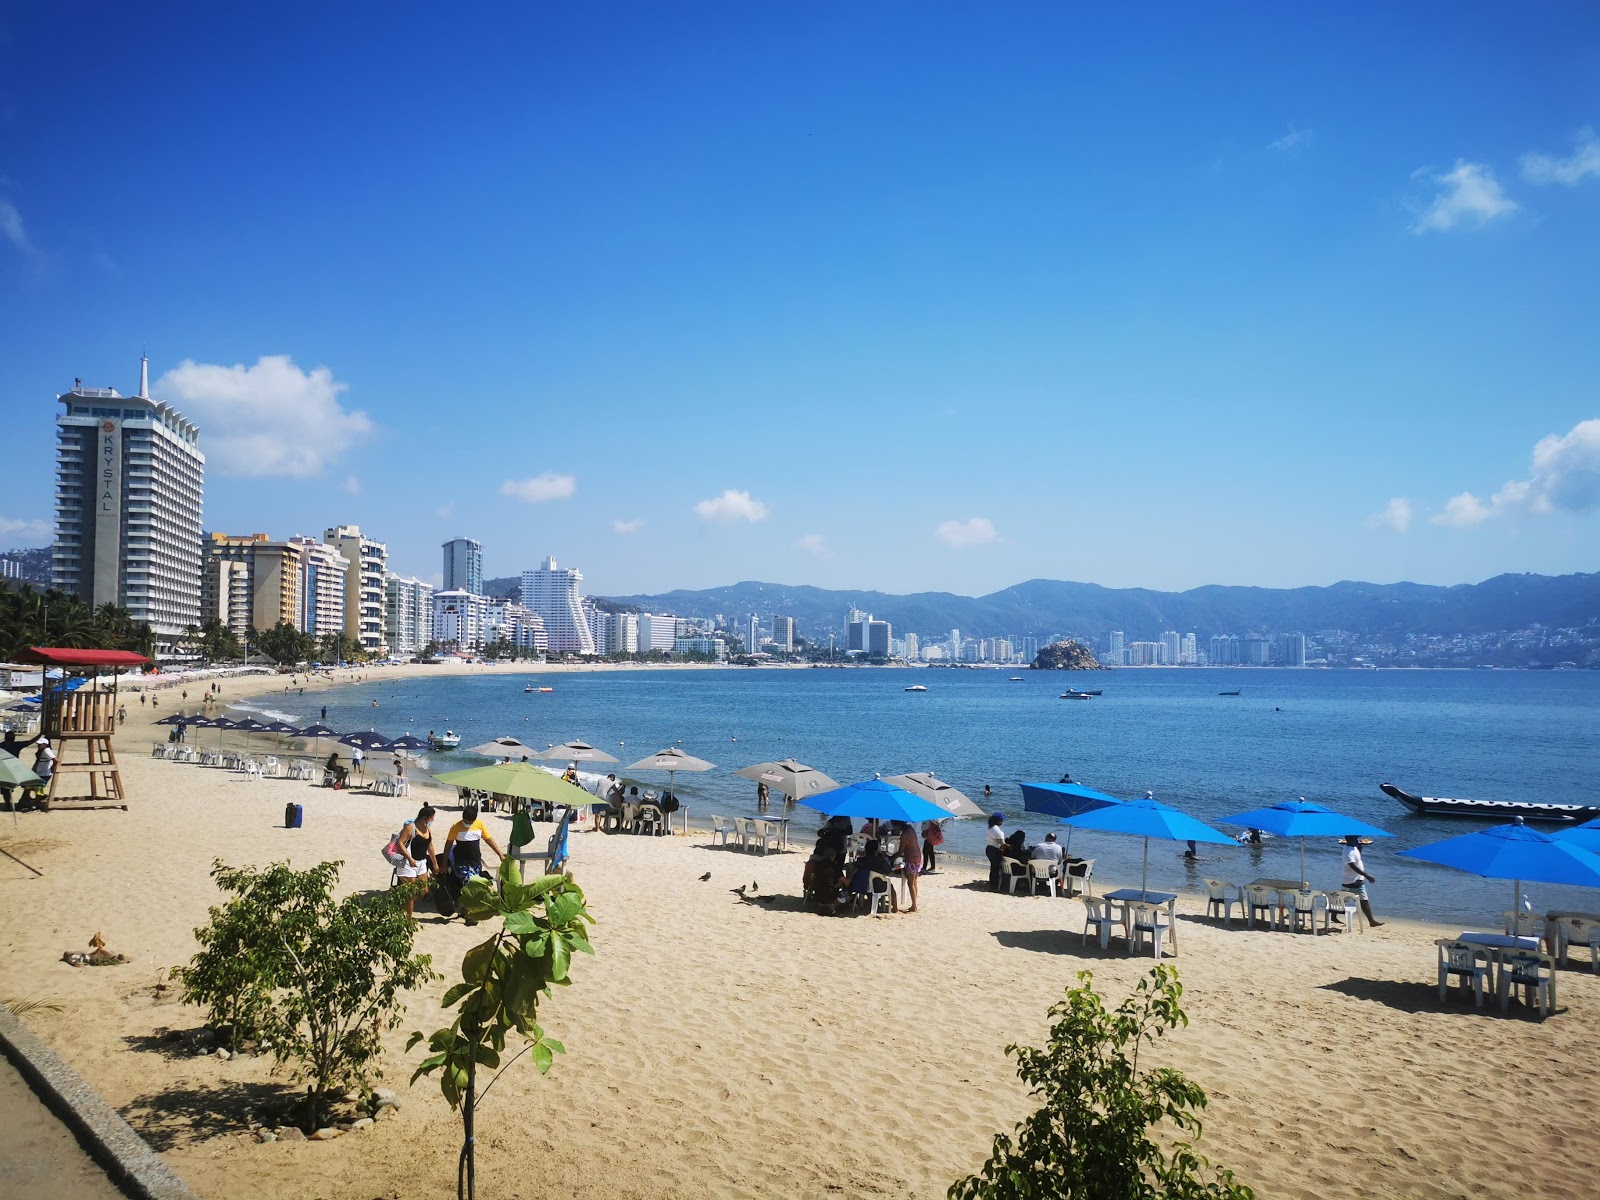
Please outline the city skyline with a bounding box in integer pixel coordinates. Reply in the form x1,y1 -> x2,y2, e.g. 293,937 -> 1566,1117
2,8 -> 1598,598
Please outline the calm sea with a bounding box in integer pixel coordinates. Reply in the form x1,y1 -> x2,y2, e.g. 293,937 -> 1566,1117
245,666 -> 1600,925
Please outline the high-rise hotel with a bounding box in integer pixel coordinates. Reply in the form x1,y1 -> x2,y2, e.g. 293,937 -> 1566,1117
53,357 -> 204,648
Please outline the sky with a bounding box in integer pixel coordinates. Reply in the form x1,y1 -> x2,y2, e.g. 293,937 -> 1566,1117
1,3 -> 1597,598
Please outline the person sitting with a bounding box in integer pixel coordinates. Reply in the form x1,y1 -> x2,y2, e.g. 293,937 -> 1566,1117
562,763 -> 580,787
804,832 -> 846,913
323,751 -> 348,789
846,838 -> 897,911
1003,828 -> 1030,863
817,816 -> 851,861
1030,832 -> 1066,877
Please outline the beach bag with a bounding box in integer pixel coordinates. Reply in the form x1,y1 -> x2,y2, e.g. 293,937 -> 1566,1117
925,823 -> 945,847
382,831 -> 408,869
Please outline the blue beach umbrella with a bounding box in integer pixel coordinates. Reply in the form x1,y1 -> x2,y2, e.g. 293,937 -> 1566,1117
1398,817 -> 1600,919
806,779 -> 952,825
1220,799 -> 1393,883
1552,818 -> 1600,856
339,730 -> 396,751
1061,795 -> 1235,894
295,723 -> 339,758
1020,781 -> 1123,858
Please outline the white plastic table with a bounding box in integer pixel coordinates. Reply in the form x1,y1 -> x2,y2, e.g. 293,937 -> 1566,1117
1103,889 -> 1180,955
1460,931 -> 1541,991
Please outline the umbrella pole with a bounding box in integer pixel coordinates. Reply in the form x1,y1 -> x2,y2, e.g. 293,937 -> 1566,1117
1141,836 -> 1149,896
1300,838 -> 1306,885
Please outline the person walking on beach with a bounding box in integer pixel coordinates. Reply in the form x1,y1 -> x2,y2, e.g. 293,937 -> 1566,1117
1342,836 -> 1384,927
393,806 -> 438,920
985,813 -> 1007,891
352,745 -> 366,781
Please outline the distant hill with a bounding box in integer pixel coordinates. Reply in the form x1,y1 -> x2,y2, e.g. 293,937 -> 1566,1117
597,572 -> 1600,641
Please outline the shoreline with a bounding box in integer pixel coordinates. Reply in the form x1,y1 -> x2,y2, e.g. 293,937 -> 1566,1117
0,667 -> 1594,1198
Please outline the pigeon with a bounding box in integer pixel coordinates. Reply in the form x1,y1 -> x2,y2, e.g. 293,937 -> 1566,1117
698,872 -> 711,882
750,881 -> 758,893
735,885 -> 747,897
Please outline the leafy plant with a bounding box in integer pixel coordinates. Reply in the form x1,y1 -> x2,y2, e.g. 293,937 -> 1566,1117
174,860 -> 435,1130
410,857 -> 594,1200
3,993 -> 65,1017
950,966 -> 1253,1200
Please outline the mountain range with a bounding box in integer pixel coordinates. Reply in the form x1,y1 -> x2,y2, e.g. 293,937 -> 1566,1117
525,572 -> 1600,642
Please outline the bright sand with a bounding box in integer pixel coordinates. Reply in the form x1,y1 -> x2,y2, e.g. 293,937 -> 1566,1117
1,664 -> 1596,1199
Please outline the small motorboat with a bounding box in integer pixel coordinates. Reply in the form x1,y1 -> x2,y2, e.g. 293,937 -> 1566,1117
1081,690 -> 1103,696
428,730 -> 461,751
524,685 -> 535,693
1381,782 -> 1598,823
1218,690 -> 1241,697
905,684 -> 928,692
1009,676 -> 1024,682
1059,691 -> 1094,700
538,687 -> 554,693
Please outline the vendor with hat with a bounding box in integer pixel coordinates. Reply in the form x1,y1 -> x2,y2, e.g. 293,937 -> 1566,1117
1342,835 -> 1384,928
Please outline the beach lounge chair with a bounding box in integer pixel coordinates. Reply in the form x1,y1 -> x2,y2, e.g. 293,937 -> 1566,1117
1436,939 -> 1490,1006
1501,910 -> 1547,940
1128,901 -> 1173,958
1081,897 -> 1120,949
510,807 -> 572,882
1288,889 -> 1318,934
1244,885 -> 1279,930
1204,879 -> 1239,926
1497,951 -> 1556,1018
1028,860 -> 1057,897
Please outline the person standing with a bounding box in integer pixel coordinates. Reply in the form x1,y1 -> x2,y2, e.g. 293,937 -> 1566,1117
393,806 -> 438,920
31,738 -> 56,805
896,821 -> 922,913
352,745 -> 366,781
321,705 -> 328,721
985,813 -> 1007,891
920,819 -> 943,874
1342,836 -> 1384,928
756,779 -> 770,808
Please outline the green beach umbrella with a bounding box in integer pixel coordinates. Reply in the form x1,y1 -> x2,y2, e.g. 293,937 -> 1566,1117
431,761 -> 583,807
0,749 -> 43,829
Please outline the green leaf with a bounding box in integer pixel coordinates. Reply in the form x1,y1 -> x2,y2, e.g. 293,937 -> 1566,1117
441,981 -> 476,1008
503,911 -> 539,937
545,891 -> 584,927
473,1044 -> 501,1069
523,933 -> 551,958
548,934 -> 571,982
531,1042 -> 554,1074
564,929 -> 595,956
543,1038 -> 565,1056
405,1031 -> 424,1051
461,937 -> 498,985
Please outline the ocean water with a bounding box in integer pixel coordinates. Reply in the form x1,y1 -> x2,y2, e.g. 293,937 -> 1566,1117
252,667 -> 1600,925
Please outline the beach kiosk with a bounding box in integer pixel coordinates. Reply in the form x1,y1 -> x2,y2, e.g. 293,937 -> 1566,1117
19,646 -> 147,811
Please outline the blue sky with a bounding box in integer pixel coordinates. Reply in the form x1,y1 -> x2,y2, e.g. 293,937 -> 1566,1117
2,3 -> 1597,597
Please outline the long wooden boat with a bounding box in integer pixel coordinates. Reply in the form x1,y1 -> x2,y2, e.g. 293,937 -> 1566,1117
1380,782 -> 1598,823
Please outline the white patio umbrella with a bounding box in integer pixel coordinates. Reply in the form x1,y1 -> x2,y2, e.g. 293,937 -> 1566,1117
624,747 -> 716,796
733,758 -> 839,800
538,739 -> 620,764
882,772 -> 985,819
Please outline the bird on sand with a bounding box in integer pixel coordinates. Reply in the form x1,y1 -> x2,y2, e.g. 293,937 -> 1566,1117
698,872 -> 711,882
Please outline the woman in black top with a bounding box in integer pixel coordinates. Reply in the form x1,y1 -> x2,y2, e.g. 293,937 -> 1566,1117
395,806 -> 438,919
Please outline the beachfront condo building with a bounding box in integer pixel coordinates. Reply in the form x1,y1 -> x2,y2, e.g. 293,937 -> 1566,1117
592,610 -> 638,655
519,557 -> 597,655
324,524 -> 388,656
746,613 -> 762,654
637,612 -> 677,654
53,357 -> 205,649
771,615 -> 795,652
486,600 -> 548,653
199,533 -> 304,639
290,536 -> 347,638
442,536 -> 483,594
904,632 -> 920,660
384,573 -> 435,659
432,588 -> 489,650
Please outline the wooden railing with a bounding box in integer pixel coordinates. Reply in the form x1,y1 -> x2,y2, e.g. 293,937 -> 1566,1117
44,688 -> 117,736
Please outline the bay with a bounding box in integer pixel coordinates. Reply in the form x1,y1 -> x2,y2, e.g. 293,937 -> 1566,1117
245,666 -> 1600,925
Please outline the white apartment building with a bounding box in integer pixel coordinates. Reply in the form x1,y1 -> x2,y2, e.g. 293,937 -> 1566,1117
519,557 -> 596,655
384,574 -> 435,659
746,613 -> 762,654
904,632 -> 919,661
771,615 -> 794,652
290,536 -> 347,638
637,612 -> 677,653
324,525 -> 388,654
673,636 -> 727,660
442,537 -> 483,594
1180,632 -> 1198,665
432,588 -> 490,650
53,358 -> 205,647
596,610 -> 638,655
485,600 -> 548,653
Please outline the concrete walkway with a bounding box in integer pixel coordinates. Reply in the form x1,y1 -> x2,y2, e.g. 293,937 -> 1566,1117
0,1057 -> 127,1200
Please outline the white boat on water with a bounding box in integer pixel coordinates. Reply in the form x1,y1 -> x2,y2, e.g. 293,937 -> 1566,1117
905,684 -> 928,692
428,730 -> 461,750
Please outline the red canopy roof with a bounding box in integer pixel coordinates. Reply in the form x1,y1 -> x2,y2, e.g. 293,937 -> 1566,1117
20,647 -> 150,668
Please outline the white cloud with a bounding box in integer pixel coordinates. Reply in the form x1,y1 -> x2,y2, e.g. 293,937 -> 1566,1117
1369,497 -> 1414,534
155,355 -> 373,477
434,502 -> 455,519
1411,160 -> 1517,233
0,515 -> 51,544
1268,126 -> 1313,152
0,199 -> 31,253
795,533 -> 831,557
500,473 -> 576,503
611,518 -> 643,535
1432,492 -> 1494,528
1431,418 -> 1600,527
936,517 -> 998,548
343,475 -> 361,495
1521,128 -> 1600,187
694,489 -> 769,523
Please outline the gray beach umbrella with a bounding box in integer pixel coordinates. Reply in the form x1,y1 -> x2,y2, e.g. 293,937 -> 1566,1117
733,758 -> 840,800
468,737 -> 543,759
625,747 -> 717,796
882,772 -> 985,819
538,740 -> 620,764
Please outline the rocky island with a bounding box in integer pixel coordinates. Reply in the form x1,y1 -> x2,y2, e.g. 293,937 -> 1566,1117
1029,640 -> 1103,670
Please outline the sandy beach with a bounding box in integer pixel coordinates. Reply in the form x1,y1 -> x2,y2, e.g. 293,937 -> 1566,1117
2,665 -> 1597,1199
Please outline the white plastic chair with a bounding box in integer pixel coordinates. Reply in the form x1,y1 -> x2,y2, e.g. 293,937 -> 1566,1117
710,815 -> 734,846
1081,897 -> 1120,949
1317,891 -> 1361,934
1289,889 -> 1319,934
1128,902 -> 1173,958
1244,885 -> 1279,930
1063,858 -> 1094,898
854,871 -> 895,915
151,743 -> 168,759
1002,859 -> 1030,895
733,818 -> 756,851
243,759 -> 262,782
1028,860 -> 1057,897
1497,951 -> 1556,1018
1204,879 -> 1239,926
1556,917 -> 1600,973
1502,910 -> 1547,940
1436,939 -> 1489,1007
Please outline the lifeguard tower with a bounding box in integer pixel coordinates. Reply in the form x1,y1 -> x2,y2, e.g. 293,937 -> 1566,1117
19,647 -> 147,811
